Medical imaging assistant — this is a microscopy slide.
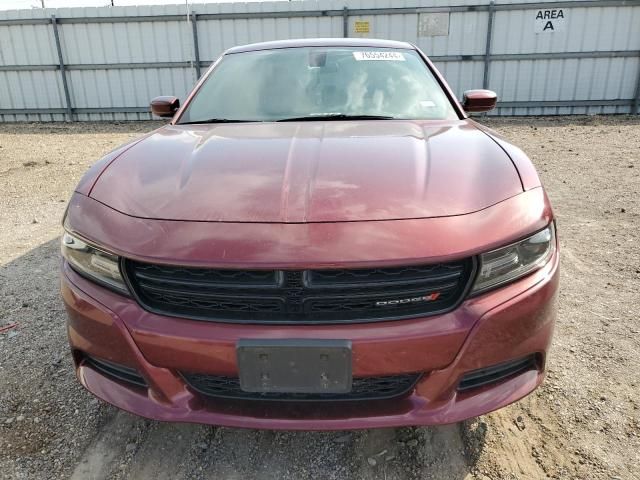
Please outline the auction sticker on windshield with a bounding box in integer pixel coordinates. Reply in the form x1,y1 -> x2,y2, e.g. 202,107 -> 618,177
353,51 -> 405,61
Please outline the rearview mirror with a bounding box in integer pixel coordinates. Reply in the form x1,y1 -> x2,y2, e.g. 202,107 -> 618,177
462,90 -> 497,113
150,96 -> 180,118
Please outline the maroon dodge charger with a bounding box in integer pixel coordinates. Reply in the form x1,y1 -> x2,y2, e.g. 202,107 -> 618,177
61,39 -> 558,429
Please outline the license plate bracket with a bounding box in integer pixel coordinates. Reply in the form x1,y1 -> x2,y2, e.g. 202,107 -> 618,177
237,339 -> 352,394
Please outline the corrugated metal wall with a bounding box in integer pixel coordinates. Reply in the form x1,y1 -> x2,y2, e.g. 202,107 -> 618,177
0,0 -> 639,121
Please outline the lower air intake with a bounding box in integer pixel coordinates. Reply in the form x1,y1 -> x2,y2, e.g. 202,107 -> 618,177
182,373 -> 421,402
85,355 -> 147,388
457,355 -> 538,391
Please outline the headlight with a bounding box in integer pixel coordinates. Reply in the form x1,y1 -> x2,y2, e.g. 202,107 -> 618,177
471,223 -> 556,294
61,232 -> 129,295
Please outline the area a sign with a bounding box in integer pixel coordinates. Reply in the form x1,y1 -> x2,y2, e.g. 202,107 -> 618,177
534,9 -> 566,33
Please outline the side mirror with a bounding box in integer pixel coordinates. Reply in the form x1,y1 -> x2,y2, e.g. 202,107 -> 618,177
462,89 -> 497,113
150,96 -> 180,118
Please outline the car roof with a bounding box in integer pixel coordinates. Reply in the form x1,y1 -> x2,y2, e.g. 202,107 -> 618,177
225,38 -> 415,54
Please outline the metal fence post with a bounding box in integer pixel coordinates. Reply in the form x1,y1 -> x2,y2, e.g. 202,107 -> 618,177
482,1 -> 495,90
342,6 -> 349,38
191,11 -> 201,79
632,60 -> 640,114
51,15 -> 73,121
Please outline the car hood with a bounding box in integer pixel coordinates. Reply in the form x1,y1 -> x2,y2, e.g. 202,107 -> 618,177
89,120 -> 522,223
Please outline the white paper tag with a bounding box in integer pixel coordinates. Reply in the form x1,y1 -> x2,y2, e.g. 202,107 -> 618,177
353,51 -> 405,61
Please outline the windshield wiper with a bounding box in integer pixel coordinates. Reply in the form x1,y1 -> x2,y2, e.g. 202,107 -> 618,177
179,114 -> 397,124
178,118 -> 257,125
276,114 -> 396,122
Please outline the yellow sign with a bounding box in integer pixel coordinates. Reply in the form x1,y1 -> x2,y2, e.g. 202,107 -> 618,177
354,21 -> 370,34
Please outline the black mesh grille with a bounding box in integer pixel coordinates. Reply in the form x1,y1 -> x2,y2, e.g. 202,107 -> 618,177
131,263 -> 280,286
124,258 -> 474,324
308,263 -> 465,286
182,373 -> 421,402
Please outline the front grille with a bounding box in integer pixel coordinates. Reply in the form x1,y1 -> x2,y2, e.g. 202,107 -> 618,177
182,373 -> 421,402
124,258 -> 474,324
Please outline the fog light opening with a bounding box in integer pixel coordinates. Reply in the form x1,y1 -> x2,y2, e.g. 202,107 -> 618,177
83,354 -> 148,388
457,355 -> 538,392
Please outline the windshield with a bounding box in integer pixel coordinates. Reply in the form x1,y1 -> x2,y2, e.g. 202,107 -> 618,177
178,47 -> 458,123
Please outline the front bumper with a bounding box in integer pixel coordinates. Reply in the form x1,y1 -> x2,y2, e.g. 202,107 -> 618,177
61,246 -> 558,430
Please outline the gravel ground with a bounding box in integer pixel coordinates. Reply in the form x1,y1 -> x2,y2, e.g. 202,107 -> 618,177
0,116 -> 639,479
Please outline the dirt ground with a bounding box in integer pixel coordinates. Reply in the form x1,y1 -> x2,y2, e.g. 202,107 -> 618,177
0,116 -> 638,480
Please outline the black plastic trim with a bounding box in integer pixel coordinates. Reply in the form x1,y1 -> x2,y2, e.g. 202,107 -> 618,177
121,258 -> 477,325
457,355 -> 537,391
305,267 -> 464,289
182,372 -> 422,402
84,355 -> 147,388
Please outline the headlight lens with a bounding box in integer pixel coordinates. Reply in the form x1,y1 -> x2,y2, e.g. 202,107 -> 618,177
61,232 -> 129,295
472,223 -> 556,294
